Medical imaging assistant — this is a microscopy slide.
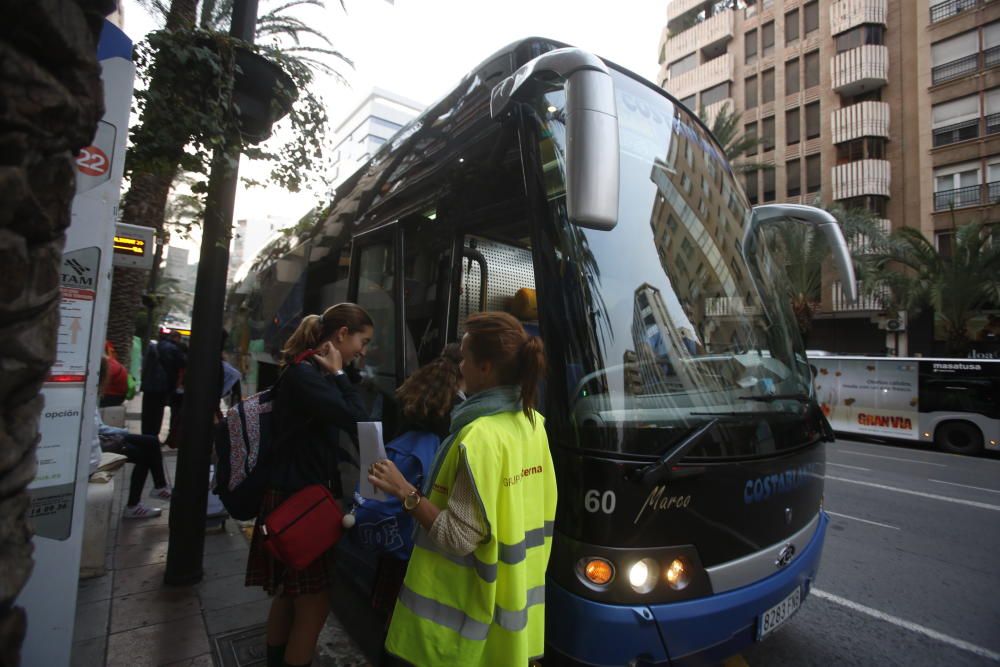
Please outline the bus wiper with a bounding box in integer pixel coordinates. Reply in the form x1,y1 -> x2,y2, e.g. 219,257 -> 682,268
738,393 -> 811,404
627,418 -> 717,485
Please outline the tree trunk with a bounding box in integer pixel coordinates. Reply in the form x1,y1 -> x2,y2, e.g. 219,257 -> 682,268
0,1 -> 111,663
105,0 -> 199,362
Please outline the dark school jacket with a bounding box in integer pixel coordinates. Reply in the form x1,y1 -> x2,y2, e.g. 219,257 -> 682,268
269,359 -> 369,496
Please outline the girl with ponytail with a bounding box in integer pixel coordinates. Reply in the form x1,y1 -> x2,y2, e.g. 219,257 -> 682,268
369,312 -> 557,666
246,303 -> 374,667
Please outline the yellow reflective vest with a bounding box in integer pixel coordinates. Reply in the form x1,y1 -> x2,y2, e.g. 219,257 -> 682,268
385,410 -> 557,666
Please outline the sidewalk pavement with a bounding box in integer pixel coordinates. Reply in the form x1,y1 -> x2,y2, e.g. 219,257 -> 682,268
72,409 -> 370,667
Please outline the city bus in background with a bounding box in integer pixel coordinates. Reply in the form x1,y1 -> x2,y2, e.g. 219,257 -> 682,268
226,37 -> 860,666
809,354 -> 1000,455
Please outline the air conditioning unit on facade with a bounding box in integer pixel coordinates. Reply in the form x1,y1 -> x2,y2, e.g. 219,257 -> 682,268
872,311 -> 907,332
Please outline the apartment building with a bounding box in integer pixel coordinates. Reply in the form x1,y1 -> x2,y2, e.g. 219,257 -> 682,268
658,0 -> 1000,355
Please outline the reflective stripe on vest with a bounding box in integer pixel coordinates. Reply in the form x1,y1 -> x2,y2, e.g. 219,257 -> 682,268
413,520 -> 555,584
397,584 -> 547,641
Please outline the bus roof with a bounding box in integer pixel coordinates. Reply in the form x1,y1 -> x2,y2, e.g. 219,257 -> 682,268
266,36 -> 719,264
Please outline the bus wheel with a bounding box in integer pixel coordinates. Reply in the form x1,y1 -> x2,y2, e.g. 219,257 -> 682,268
934,421 -> 984,455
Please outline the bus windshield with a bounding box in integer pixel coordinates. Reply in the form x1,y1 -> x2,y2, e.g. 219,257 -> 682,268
530,70 -> 815,458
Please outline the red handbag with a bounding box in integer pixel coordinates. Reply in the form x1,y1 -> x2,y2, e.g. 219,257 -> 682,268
262,484 -> 344,570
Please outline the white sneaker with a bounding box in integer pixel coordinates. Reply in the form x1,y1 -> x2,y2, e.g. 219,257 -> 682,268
149,486 -> 172,501
123,504 -> 162,520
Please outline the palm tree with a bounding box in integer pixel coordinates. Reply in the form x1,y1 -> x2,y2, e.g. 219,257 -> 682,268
1,1 -> 108,660
865,222 -> 1000,354
698,102 -> 770,175
763,201 -> 885,339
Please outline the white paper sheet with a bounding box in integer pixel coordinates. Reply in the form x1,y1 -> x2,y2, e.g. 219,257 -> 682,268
357,421 -> 388,500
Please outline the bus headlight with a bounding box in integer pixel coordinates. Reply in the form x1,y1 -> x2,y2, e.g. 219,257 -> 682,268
579,558 -> 614,586
628,558 -> 659,593
665,558 -> 691,590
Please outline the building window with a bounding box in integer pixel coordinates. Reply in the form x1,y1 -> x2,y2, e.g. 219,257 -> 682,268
804,1 -> 819,34
762,21 -> 775,57
745,75 -> 758,109
836,137 -> 887,164
805,101 -> 821,139
746,29 -> 758,65
786,9 -> 800,44
701,81 -> 731,108
761,69 -> 775,104
786,107 -> 801,145
934,161 -> 982,210
745,122 -> 758,156
935,231 -> 954,258
763,168 -> 776,202
835,25 -> 886,54
804,51 -> 820,88
679,94 -> 696,111
761,116 -> 775,151
987,88 -> 1000,135
931,30 -> 979,84
787,159 -> 801,197
806,154 -> 822,193
745,172 -> 759,205
786,58 -> 800,94
840,195 -> 888,217
932,94 -> 980,147
843,90 -> 883,104
669,52 -> 699,79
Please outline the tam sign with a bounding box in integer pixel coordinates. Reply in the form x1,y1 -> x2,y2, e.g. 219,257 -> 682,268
113,222 -> 155,269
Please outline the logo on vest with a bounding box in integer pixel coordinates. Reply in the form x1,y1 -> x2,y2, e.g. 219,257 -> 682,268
503,465 -> 543,488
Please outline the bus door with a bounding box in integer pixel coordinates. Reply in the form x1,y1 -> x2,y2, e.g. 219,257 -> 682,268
400,214 -> 455,376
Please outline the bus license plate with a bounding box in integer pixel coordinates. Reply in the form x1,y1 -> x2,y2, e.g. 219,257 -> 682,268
757,586 -> 802,640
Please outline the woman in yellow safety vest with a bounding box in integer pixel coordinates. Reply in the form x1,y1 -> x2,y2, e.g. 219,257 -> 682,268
369,311 -> 558,666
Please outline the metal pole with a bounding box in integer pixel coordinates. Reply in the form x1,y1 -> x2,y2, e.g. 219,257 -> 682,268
164,0 -> 258,586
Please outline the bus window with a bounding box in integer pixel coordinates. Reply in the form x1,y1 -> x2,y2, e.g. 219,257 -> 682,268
920,378 -> 1000,418
403,218 -> 453,374
354,239 -> 398,396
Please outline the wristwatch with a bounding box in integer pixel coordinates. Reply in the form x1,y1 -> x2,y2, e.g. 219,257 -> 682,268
403,489 -> 421,512
332,369 -> 345,377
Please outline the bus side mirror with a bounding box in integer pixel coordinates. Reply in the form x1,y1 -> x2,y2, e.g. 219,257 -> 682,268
490,47 -> 619,231
746,204 -> 858,304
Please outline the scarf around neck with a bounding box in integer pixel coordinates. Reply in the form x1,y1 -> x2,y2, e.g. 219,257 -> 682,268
422,384 -> 523,494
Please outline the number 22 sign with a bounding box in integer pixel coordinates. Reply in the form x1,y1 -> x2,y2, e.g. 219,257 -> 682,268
75,146 -> 109,177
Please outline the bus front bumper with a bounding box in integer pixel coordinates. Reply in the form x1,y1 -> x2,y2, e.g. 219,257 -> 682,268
546,512 -> 828,667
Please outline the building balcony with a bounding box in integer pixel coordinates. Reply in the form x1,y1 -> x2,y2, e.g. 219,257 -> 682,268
832,159 -> 891,200
705,297 -> 762,318
929,0 -> 984,24
831,280 -> 886,312
848,218 -> 891,254
932,46 -> 1000,85
831,101 -> 891,143
664,53 -> 734,103
663,10 -> 734,66
667,0 -> 713,30
832,45 -> 889,96
830,0 -> 887,36
933,181 -> 1000,211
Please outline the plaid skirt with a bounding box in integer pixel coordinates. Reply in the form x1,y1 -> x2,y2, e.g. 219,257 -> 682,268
245,488 -> 336,596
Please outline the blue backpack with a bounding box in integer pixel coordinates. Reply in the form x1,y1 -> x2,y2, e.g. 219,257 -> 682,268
212,387 -> 278,520
348,431 -> 441,560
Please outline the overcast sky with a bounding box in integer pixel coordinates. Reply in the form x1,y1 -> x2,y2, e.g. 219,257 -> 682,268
121,0 -> 667,260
